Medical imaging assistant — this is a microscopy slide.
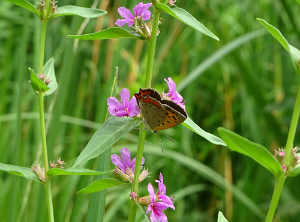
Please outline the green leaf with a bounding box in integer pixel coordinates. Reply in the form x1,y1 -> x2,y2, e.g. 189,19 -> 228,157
29,68 -> 50,93
218,127 -> 283,178
77,178 -> 126,194
182,117 -> 226,146
43,58 -> 57,96
68,27 -> 145,40
0,162 -> 40,182
218,211 -> 229,222
155,3 -> 219,41
257,18 -> 300,73
47,167 -> 112,177
51,6 -> 106,19
73,116 -> 142,167
4,0 -> 39,17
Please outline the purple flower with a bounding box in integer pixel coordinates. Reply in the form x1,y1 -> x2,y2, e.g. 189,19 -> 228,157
107,88 -> 139,117
111,148 -> 145,173
162,77 -> 185,110
115,2 -> 152,27
146,173 -> 175,222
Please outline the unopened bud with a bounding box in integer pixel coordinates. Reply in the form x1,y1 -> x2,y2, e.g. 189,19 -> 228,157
32,164 -> 46,183
137,195 -> 151,206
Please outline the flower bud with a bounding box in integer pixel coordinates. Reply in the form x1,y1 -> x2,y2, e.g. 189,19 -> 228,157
32,164 -> 45,183
137,195 -> 151,206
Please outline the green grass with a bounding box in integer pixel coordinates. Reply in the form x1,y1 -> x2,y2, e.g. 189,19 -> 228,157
1,0 -> 300,221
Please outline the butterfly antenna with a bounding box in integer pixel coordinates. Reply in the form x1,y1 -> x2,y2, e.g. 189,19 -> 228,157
154,131 -> 164,153
161,131 -> 175,142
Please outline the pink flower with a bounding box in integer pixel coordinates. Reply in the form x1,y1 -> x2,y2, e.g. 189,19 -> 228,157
111,148 -> 145,173
146,173 -> 175,222
115,2 -> 152,27
169,0 -> 176,6
107,88 -> 139,117
162,77 -> 185,110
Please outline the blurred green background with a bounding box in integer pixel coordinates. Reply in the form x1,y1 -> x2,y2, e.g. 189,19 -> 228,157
1,0 -> 300,221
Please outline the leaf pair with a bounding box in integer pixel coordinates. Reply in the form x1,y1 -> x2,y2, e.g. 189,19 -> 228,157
4,0 -> 107,20
69,3 -> 219,41
29,58 -> 57,95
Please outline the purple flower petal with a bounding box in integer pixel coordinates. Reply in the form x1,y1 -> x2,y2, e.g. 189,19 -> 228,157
127,96 -> 140,117
148,183 -> 156,202
118,7 -> 134,20
142,10 -> 151,21
156,173 -> 166,194
120,88 -> 130,105
107,97 -> 122,116
111,154 -> 126,170
115,110 -> 128,117
163,77 -> 186,110
159,194 -> 175,209
120,147 -> 132,167
115,19 -> 134,27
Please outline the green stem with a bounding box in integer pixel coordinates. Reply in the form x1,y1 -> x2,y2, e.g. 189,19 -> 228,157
38,17 -> 54,222
128,9 -> 161,222
38,93 -> 54,222
39,20 -> 48,73
145,9 -> 160,88
265,175 -> 285,222
284,84 -> 300,164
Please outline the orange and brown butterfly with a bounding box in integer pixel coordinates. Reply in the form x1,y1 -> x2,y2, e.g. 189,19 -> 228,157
134,88 -> 187,132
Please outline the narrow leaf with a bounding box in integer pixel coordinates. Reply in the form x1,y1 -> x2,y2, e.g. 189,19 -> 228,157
218,127 -> 283,178
257,18 -> 300,73
182,117 -> 226,146
155,3 -> 219,41
43,58 -> 57,96
47,168 -> 112,177
73,116 -> 142,167
68,27 -> 145,40
218,211 -> 229,222
4,0 -> 39,17
51,6 -> 106,19
0,162 -> 40,182
29,68 -> 50,93
77,178 -> 126,194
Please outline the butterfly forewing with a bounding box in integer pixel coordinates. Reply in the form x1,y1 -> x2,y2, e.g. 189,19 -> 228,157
138,95 -> 166,130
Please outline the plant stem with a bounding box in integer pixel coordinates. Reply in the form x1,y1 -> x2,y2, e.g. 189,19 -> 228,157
39,20 -> 48,73
265,81 -> 300,222
38,93 -> 54,222
145,9 -> 160,88
38,18 -> 54,222
265,175 -> 285,222
284,84 -> 300,164
128,9 -> 161,222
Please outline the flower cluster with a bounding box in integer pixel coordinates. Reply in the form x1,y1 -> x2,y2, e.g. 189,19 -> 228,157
39,74 -> 51,86
111,148 -> 149,183
115,2 -> 152,39
50,157 -> 66,168
274,147 -> 300,173
107,88 -> 139,117
162,77 -> 185,110
112,149 -> 174,221
36,0 -> 57,20
32,164 -> 45,183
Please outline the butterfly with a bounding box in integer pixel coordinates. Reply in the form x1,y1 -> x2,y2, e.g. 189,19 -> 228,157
134,88 -> 187,132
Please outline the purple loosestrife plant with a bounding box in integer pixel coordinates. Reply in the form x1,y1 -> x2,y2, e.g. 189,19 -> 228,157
162,77 -> 186,110
145,173 -> 175,222
107,88 -> 139,117
115,2 -> 152,39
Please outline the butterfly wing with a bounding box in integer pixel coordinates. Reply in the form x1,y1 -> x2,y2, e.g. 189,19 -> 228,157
152,103 -> 187,131
138,95 -> 166,130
